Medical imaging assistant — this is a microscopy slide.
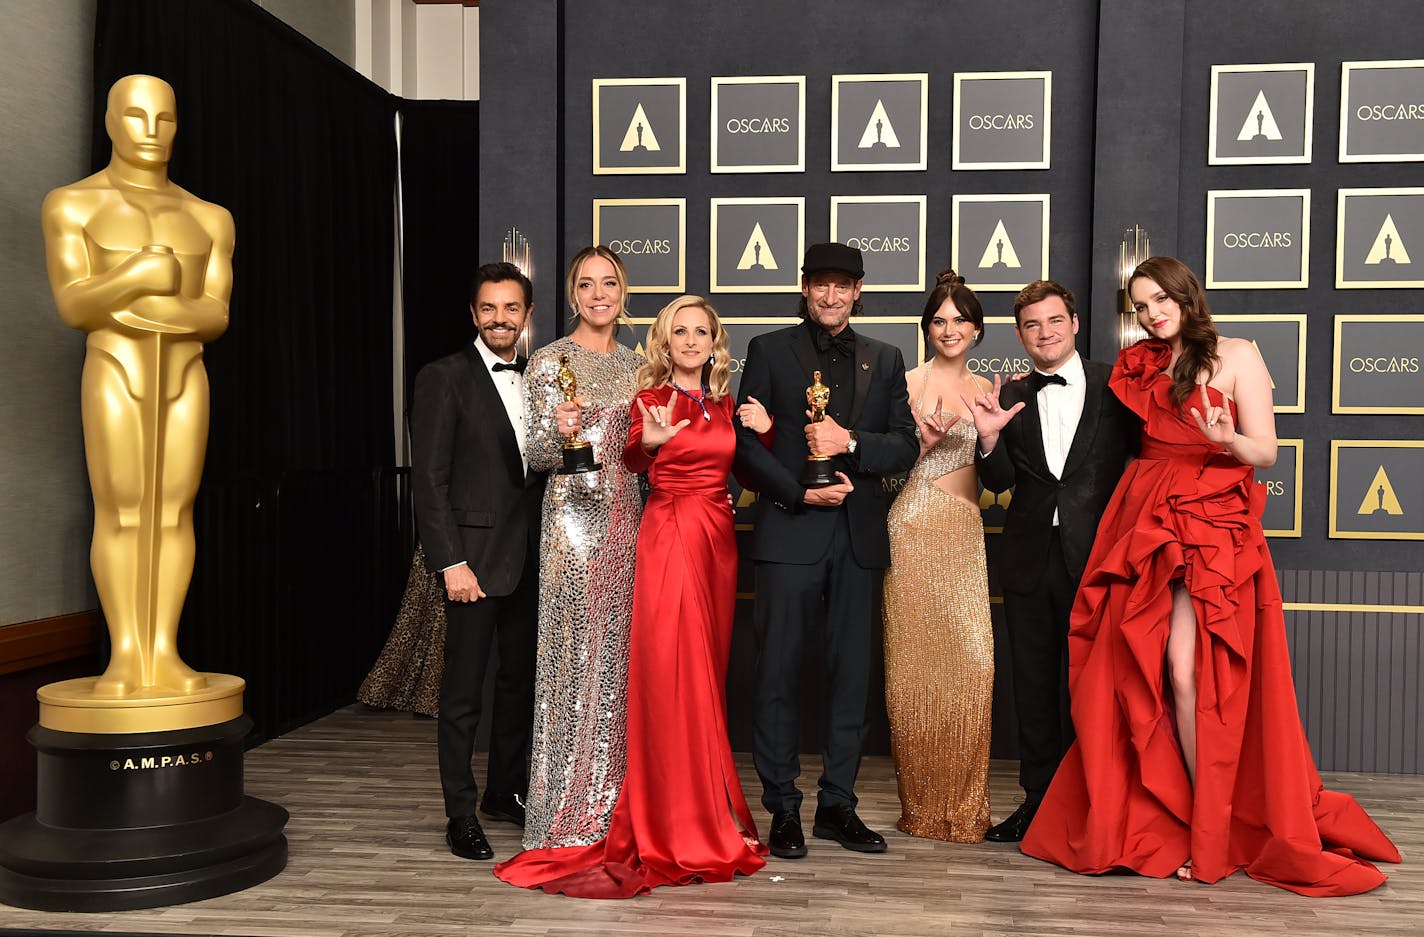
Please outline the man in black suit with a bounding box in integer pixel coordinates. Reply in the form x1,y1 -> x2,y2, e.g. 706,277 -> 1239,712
410,262 -> 544,861
733,243 -> 918,859
965,279 -> 1135,842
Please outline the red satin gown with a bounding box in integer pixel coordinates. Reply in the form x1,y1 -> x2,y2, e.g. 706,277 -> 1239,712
494,386 -> 766,897
1021,340 -> 1401,896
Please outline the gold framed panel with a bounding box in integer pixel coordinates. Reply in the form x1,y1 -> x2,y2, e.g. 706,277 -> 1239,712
951,70 -> 1052,170
1328,440 -> 1424,541
592,198 -> 687,293
1213,314 -> 1307,413
708,196 -> 806,293
1332,314 -> 1424,414
829,195 -> 928,293
1207,62 -> 1315,165
1261,439 -> 1304,538
950,193 -> 1051,292
592,77 -> 687,175
1339,60 -> 1424,163
1205,189 -> 1311,289
830,73 -> 929,172
709,75 -> 806,173
1335,187 -> 1424,289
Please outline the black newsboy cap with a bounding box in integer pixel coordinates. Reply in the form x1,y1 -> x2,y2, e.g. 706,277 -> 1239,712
801,242 -> 864,280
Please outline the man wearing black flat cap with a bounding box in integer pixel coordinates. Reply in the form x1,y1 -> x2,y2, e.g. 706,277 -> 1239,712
733,243 -> 918,859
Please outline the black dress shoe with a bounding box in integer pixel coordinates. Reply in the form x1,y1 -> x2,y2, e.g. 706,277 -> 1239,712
480,791 -> 526,827
984,802 -> 1038,843
812,804 -> 887,853
446,815 -> 494,860
768,810 -> 807,859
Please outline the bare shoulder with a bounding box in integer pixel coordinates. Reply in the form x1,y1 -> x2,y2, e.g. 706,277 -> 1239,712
971,373 -> 993,394
1217,335 -> 1257,359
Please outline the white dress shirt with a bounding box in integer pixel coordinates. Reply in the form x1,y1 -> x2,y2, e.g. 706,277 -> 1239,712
473,334 -> 528,474
1036,350 -> 1085,526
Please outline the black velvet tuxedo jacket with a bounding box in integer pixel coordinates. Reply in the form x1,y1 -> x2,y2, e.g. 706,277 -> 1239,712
733,323 -> 918,570
410,346 -> 544,597
977,356 -> 1136,595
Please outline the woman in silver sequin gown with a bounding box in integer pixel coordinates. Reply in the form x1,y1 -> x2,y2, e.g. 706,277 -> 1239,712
882,271 -> 995,843
517,246 -> 643,850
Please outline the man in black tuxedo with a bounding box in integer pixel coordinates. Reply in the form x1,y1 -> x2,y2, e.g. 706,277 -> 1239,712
734,243 -> 918,859
410,262 -> 544,861
966,279 -> 1135,842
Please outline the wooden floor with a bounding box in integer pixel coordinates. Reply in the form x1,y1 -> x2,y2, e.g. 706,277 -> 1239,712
2,705 -> 1421,937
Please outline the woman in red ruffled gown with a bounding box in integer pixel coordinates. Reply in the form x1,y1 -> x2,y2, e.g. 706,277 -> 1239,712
1021,257 -> 1400,896
494,295 -> 767,898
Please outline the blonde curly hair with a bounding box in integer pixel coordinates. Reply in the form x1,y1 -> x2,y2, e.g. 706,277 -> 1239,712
636,295 -> 731,401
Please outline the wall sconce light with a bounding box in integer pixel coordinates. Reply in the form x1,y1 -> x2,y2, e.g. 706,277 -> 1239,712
502,226 -> 532,356
1118,225 -> 1150,348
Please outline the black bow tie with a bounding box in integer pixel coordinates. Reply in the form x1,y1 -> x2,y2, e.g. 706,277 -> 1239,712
1025,370 -> 1067,392
814,329 -> 855,357
492,360 -> 525,374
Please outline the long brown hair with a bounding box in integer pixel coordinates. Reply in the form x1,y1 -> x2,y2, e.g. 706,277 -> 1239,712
636,295 -> 732,401
1128,256 -> 1220,407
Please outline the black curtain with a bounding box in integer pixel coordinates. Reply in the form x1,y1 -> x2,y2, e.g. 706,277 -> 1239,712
92,0 -> 405,741
397,99 -> 483,400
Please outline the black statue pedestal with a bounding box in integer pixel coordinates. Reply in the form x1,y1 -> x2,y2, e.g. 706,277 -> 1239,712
0,715 -> 287,911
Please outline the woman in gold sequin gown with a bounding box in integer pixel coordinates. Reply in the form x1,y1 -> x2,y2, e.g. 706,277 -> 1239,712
509,247 -> 643,851
882,270 -> 995,843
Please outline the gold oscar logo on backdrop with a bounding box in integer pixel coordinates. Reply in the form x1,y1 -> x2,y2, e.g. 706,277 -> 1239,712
38,74 -> 243,734
857,99 -> 901,149
619,102 -> 661,152
1365,215 -> 1412,266
978,220 -> 1022,270
1236,90 -> 1284,141
736,223 -> 779,270
1356,466 -> 1405,516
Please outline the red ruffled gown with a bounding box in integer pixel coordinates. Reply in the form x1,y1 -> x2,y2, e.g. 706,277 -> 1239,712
494,386 -> 767,897
1021,340 -> 1401,897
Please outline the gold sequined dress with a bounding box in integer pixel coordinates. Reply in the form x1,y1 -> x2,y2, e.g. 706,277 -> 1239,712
520,337 -> 643,849
882,412 -> 993,843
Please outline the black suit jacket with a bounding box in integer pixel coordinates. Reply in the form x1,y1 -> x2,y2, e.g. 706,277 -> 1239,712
978,357 -> 1136,594
410,346 -> 544,597
733,323 -> 918,569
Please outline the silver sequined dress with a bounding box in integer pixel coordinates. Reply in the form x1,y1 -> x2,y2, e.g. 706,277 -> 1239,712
521,337 -> 643,849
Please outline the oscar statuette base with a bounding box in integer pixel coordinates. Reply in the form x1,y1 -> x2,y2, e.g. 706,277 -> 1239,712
0,716 -> 288,911
558,443 -> 603,476
801,455 -> 837,488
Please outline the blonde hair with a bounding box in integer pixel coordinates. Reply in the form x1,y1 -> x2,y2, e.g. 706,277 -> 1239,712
564,245 -> 631,330
636,295 -> 731,401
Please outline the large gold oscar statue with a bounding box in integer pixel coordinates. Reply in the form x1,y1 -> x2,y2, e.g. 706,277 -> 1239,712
38,74 -> 243,733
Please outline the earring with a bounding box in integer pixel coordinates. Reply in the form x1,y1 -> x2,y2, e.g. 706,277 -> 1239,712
708,354 -> 715,364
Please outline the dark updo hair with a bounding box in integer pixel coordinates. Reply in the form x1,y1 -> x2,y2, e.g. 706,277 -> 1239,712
920,269 -> 984,352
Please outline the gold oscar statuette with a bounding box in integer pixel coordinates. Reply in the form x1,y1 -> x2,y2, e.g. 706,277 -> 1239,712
37,74 -> 243,734
556,354 -> 603,475
801,369 -> 837,488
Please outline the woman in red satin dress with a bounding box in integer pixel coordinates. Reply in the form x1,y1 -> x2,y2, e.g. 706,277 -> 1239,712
1021,257 -> 1400,896
495,295 -> 767,898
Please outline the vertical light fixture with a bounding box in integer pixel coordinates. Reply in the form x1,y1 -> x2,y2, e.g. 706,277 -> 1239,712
502,227 -> 532,356
1118,225 -> 1150,348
